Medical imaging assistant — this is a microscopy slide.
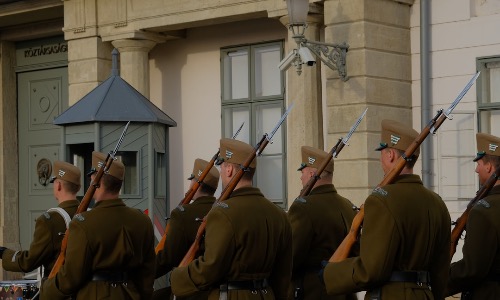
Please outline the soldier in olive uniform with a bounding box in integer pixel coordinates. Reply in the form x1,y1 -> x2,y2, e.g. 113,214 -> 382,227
41,151 -> 155,300
170,138 -> 293,300
321,119 -> 451,300
0,161 -> 81,279
446,133 -> 500,299
153,158 -> 219,300
288,146 -> 357,300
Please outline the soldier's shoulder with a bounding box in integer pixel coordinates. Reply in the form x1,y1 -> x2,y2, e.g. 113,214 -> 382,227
474,199 -> 491,209
371,187 -> 389,197
293,197 -> 308,204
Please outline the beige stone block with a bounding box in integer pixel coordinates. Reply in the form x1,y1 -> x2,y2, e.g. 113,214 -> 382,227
68,59 -> 112,85
327,22 -> 410,53
335,187 -> 372,207
69,82 -> 100,105
333,159 -> 383,189
68,38 -> 113,61
325,0 -> 411,27
326,105 -> 412,136
326,77 -> 411,107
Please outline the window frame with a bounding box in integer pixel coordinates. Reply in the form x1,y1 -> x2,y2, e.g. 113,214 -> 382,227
220,40 -> 287,206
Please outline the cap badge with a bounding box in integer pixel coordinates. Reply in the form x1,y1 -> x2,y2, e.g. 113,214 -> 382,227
58,170 -> 66,177
390,135 -> 401,145
489,143 -> 498,152
308,156 -> 316,165
225,150 -> 233,159
197,170 -> 203,177
97,161 -> 105,168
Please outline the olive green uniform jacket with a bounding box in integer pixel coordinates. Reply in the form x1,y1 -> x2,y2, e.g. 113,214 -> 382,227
170,186 -> 293,300
288,184 -> 357,300
1,199 -> 79,277
323,175 -> 451,300
41,198 -> 155,300
447,185 -> 500,299
153,196 -> 215,300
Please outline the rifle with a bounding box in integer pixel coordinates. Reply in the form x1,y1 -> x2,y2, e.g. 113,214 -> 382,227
450,167 -> 500,258
154,122 -> 244,254
299,108 -> 367,197
177,103 -> 293,267
49,121 -> 130,278
329,71 -> 480,263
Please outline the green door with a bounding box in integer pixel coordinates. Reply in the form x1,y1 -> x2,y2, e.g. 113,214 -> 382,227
18,67 -> 68,250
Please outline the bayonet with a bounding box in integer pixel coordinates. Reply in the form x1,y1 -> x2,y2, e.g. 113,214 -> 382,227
333,108 -> 368,157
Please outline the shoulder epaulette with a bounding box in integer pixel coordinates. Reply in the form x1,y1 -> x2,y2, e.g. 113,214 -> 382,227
175,205 -> 185,212
372,187 -> 388,197
476,199 -> 490,209
74,214 -> 85,222
214,202 -> 229,209
294,197 -> 307,204
43,212 -> 51,219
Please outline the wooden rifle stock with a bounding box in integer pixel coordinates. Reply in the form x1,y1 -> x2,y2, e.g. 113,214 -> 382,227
178,104 -> 292,267
328,72 -> 479,263
155,122 -> 244,254
155,151 -> 219,254
48,153 -> 115,278
299,138 -> 343,197
299,108 -> 366,197
178,135 -> 270,267
450,168 -> 500,259
48,121 -> 130,278
329,110 -> 453,263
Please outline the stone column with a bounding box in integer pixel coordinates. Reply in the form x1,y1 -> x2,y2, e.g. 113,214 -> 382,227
68,37 -> 114,105
280,15 -> 324,204
111,39 -> 157,98
0,41 -> 20,280
324,0 -> 414,204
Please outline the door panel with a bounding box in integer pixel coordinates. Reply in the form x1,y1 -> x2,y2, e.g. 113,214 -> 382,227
18,68 -> 67,250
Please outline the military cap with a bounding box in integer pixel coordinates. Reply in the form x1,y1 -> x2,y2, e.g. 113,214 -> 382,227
187,158 -> 220,190
49,161 -> 81,186
88,151 -> 125,181
473,132 -> 500,162
216,138 -> 256,168
297,146 -> 333,173
375,119 -> 420,156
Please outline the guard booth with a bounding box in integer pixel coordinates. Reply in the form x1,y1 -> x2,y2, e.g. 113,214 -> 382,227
53,49 -> 176,245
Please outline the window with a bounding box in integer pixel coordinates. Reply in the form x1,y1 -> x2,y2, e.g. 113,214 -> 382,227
477,57 -> 500,136
221,41 -> 287,206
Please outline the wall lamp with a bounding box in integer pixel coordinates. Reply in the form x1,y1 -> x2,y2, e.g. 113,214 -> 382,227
280,0 -> 349,81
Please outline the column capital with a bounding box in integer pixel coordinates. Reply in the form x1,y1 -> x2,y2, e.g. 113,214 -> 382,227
111,39 -> 157,54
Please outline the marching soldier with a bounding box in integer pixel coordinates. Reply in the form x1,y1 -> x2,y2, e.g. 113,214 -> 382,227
446,132 -> 500,299
288,146 -> 357,300
153,158 -> 219,300
0,161 -> 81,279
41,151 -> 155,299
321,119 -> 451,299
170,138 -> 292,300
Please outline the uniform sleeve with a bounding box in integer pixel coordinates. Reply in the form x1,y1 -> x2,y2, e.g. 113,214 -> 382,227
288,201 -> 313,274
171,208 -> 235,297
2,215 -> 55,272
41,219 -> 93,299
155,209 -> 187,278
323,195 -> 399,295
269,213 -> 293,300
447,207 -> 495,295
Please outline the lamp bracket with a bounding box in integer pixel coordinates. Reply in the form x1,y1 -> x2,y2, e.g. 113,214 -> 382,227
303,40 -> 349,81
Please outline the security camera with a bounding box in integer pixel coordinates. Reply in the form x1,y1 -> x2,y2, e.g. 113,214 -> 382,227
298,47 -> 316,66
278,50 -> 298,71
